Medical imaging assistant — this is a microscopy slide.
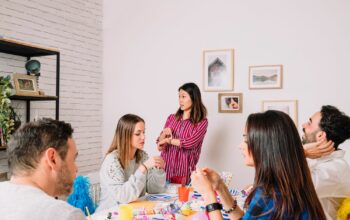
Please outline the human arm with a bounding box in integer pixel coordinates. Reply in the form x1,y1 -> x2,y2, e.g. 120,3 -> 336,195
156,115 -> 174,151
158,128 -> 172,142
191,168 -> 244,220
146,168 -> 166,194
99,153 -> 147,204
141,152 -> 167,194
176,118 -> 208,149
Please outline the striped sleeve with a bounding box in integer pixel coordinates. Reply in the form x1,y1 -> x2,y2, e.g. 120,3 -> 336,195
156,114 -> 173,144
179,118 -> 208,149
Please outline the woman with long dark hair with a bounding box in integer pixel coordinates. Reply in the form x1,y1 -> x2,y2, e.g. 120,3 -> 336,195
157,82 -> 208,184
191,110 -> 326,219
97,114 -> 166,211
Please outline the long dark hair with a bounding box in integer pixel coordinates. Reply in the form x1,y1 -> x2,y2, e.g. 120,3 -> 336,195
244,110 -> 326,220
106,114 -> 144,169
175,82 -> 207,124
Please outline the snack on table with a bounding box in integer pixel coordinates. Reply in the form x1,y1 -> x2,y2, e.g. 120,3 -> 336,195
180,203 -> 192,216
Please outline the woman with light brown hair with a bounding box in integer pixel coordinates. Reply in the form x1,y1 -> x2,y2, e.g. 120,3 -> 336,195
97,114 -> 166,211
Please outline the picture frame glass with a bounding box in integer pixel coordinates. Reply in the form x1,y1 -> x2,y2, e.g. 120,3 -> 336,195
262,100 -> 298,125
203,49 -> 234,91
219,93 -> 242,113
18,78 -> 35,91
249,65 -> 282,89
12,74 -> 39,96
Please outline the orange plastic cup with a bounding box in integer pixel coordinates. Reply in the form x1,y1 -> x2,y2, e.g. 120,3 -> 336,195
178,186 -> 190,202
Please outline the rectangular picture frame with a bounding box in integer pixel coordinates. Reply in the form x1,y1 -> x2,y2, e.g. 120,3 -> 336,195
218,93 -> 243,113
249,65 -> 283,89
262,100 -> 298,125
12,73 -> 39,96
203,49 -> 234,91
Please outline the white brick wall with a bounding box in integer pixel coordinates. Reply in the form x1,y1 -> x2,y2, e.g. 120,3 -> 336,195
0,0 -> 103,176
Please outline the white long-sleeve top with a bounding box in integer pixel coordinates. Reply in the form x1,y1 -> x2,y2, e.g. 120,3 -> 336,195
97,150 -> 166,211
308,149 -> 350,220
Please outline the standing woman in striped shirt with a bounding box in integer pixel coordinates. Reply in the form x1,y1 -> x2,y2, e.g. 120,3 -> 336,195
157,82 -> 208,184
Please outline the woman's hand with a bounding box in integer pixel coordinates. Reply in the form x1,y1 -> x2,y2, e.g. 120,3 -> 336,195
157,143 -> 166,152
143,156 -> 165,170
304,139 -> 334,159
158,138 -> 170,145
200,167 -> 224,191
161,128 -> 172,138
191,168 -> 216,202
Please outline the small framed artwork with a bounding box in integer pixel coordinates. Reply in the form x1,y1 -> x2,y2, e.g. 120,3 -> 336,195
218,93 -> 242,113
12,73 -> 39,96
249,65 -> 283,89
203,49 -> 234,91
262,100 -> 298,125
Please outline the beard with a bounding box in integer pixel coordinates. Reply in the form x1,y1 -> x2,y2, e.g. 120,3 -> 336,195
302,130 -> 318,144
55,162 -> 74,196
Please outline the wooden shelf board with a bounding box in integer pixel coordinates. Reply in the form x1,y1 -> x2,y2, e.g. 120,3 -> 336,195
0,38 -> 59,57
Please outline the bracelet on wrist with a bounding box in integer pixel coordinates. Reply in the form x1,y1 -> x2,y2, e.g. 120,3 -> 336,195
205,202 -> 223,213
222,199 -> 237,214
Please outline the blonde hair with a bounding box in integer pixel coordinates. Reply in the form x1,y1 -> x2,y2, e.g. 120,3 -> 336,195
106,114 -> 144,169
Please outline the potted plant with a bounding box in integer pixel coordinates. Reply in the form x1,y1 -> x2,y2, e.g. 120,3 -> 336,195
0,75 -> 15,149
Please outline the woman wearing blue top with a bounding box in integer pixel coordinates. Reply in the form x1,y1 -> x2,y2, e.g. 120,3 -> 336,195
191,110 -> 326,220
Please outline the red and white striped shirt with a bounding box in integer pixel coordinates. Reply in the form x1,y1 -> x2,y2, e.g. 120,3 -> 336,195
157,114 -> 208,184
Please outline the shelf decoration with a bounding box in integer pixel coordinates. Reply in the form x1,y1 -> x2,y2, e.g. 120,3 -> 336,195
0,75 -> 15,149
12,73 -> 40,96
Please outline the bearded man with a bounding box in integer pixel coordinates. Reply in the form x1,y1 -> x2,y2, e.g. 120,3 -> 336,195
302,105 -> 350,220
0,118 -> 85,220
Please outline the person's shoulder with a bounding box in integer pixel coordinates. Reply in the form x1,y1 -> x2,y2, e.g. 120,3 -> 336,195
139,150 -> 149,161
0,181 -> 12,195
200,117 -> 208,124
0,181 -> 10,188
168,114 -> 176,120
46,199 -> 85,219
193,117 -> 208,127
103,150 -> 119,164
316,150 -> 349,167
100,150 -> 123,173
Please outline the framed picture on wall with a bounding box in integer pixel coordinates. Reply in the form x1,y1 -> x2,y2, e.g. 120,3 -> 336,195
218,93 -> 242,113
203,49 -> 234,91
262,100 -> 298,125
249,65 -> 283,89
12,73 -> 39,96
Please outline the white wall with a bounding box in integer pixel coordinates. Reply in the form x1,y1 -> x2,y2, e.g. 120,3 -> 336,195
0,0 -> 103,176
103,0 -> 350,188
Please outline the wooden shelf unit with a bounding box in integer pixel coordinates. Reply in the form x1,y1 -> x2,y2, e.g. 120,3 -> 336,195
0,38 -> 60,122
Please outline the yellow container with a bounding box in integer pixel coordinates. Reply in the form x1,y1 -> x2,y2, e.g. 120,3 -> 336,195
118,204 -> 133,220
